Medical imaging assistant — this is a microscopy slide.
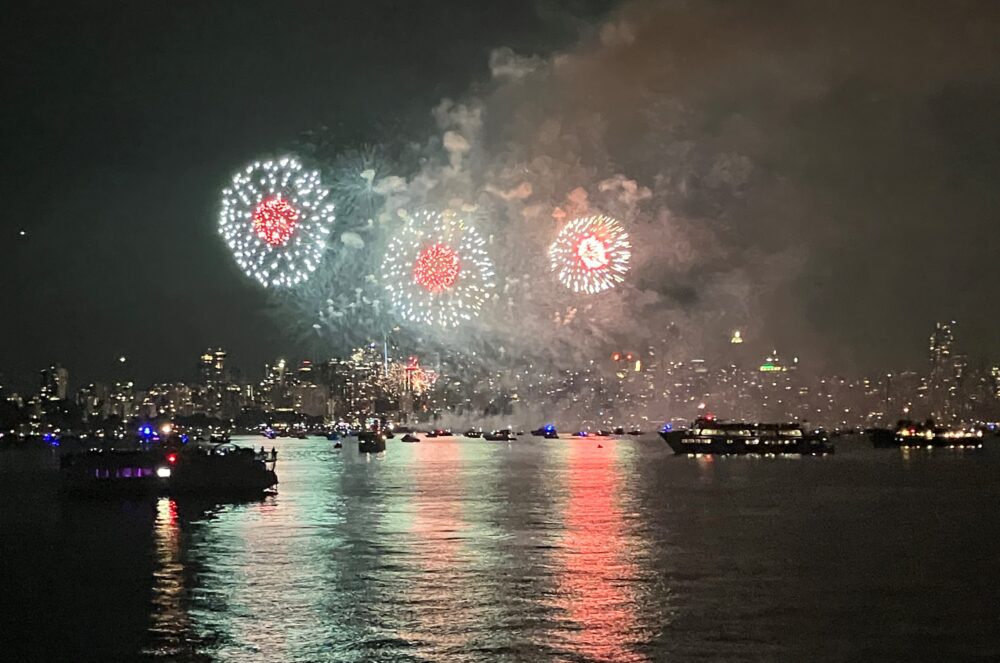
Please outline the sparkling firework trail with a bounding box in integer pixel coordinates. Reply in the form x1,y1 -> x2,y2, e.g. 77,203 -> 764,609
548,214 -> 631,294
219,157 -> 335,288
382,209 -> 495,327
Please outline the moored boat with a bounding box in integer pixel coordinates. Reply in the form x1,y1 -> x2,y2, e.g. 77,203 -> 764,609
531,425 -> 559,439
869,420 -> 983,449
358,431 -> 386,453
661,417 -> 833,455
60,443 -> 278,496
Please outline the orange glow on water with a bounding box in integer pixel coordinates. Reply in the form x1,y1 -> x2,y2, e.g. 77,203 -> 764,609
554,441 -> 646,662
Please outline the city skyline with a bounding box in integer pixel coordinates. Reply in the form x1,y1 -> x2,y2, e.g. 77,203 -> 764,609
5,319 -> 997,432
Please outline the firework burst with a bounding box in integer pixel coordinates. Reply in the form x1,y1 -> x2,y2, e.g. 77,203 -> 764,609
548,214 -> 631,293
382,209 -> 495,327
219,157 -> 335,288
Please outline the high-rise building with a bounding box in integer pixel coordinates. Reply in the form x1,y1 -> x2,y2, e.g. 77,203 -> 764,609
927,321 -> 958,420
40,363 -> 69,401
199,348 -> 227,384
297,360 -> 314,383
928,321 -> 956,369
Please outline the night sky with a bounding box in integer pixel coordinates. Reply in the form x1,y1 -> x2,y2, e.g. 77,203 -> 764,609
1,0 -> 998,391
0,0 -> 612,389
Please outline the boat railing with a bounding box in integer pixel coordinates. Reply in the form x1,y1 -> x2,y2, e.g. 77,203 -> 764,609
254,448 -> 278,472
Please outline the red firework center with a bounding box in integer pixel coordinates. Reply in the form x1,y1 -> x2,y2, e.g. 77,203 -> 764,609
252,195 -> 300,246
413,243 -> 461,293
576,234 -> 610,270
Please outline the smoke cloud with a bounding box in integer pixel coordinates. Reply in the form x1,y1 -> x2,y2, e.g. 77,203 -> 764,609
282,0 -> 1000,411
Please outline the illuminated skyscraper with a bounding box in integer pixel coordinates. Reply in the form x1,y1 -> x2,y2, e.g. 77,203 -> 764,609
40,363 -> 69,401
199,348 -> 227,384
928,321 -> 955,370
927,321 -> 958,420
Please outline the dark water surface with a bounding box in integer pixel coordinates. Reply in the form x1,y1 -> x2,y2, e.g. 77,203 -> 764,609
2,435 -> 999,662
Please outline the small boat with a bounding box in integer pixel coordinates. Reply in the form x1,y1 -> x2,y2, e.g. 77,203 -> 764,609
432,429 -> 452,437
401,434 -> 420,443
263,428 -> 278,440
627,429 -> 643,436
464,429 -> 483,438
425,430 -> 438,438
333,441 -> 343,449
326,432 -> 341,442
531,425 -> 559,439
484,429 -> 515,441
613,426 -> 625,435
358,431 -> 386,453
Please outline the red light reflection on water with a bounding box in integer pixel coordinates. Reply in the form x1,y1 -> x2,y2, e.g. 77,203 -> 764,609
145,498 -> 187,656
553,441 -> 647,662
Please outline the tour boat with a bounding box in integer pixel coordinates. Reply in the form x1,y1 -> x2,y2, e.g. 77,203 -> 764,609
869,420 -> 983,449
61,443 -> 278,496
661,417 -> 833,455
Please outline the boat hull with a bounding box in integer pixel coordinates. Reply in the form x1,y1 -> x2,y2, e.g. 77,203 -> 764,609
661,431 -> 833,455
867,427 -> 983,449
60,447 -> 278,497
358,432 -> 386,453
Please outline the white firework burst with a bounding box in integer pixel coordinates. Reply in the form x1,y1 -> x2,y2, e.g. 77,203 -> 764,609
219,157 -> 335,288
548,214 -> 631,294
382,208 -> 495,327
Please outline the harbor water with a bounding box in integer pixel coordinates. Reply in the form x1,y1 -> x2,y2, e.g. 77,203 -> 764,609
2,435 -> 999,662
